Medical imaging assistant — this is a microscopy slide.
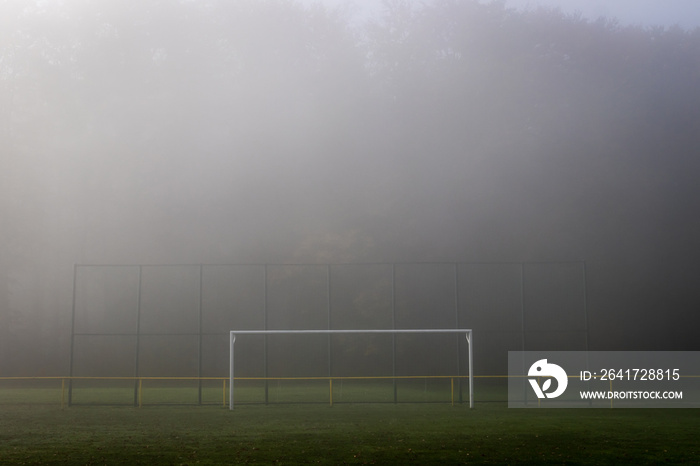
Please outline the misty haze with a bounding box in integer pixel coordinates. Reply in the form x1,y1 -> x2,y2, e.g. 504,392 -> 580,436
2,0 -> 699,388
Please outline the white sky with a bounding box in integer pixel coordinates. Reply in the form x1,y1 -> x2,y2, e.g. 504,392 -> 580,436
313,1 -> 700,30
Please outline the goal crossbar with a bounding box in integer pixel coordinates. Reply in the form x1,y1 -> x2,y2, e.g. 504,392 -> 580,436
229,329 -> 473,409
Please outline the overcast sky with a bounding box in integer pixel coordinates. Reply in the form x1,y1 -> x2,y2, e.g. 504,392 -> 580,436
317,0 -> 700,30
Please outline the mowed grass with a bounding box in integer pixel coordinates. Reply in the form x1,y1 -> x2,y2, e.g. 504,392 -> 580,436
1,396 -> 700,464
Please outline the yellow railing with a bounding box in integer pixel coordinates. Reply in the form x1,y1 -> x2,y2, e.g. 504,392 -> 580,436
0,376 -> 480,408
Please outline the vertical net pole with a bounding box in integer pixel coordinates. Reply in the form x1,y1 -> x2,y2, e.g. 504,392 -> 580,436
454,263 -> 462,403
520,263 -> 528,405
229,332 -> 235,410
198,265 -> 203,405
133,266 -> 142,408
391,265 -> 397,403
263,265 -> 269,405
68,264 -> 77,407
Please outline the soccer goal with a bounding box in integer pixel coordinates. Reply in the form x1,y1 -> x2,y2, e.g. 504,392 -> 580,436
229,329 -> 473,409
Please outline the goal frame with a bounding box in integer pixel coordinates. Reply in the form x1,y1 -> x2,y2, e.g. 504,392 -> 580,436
229,329 -> 473,409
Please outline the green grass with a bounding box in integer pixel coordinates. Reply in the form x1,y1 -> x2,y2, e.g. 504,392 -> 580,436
1,401 -> 699,464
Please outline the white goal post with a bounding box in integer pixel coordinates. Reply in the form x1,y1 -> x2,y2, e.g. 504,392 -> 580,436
229,329 -> 473,409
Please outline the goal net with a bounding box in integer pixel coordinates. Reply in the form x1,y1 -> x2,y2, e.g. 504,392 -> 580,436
229,329 -> 473,409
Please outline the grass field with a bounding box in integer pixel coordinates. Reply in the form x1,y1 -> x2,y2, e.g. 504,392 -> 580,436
2,395 -> 700,464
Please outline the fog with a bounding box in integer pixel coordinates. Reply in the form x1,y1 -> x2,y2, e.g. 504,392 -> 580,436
500,0 -> 700,30
2,0 -> 699,377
